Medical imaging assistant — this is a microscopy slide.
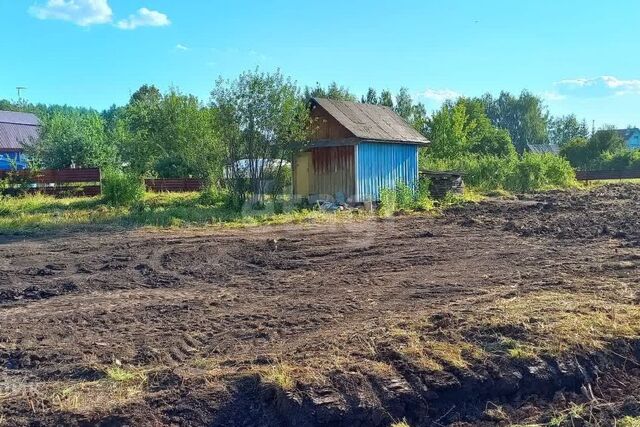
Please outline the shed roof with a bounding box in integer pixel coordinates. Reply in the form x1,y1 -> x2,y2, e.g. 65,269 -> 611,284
311,98 -> 429,145
0,111 -> 41,151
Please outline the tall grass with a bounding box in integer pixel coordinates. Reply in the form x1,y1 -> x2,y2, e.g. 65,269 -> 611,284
0,191 -> 355,234
424,153 -> 576,193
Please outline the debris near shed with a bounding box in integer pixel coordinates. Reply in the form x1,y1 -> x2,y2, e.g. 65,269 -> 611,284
421,170 -> 465,199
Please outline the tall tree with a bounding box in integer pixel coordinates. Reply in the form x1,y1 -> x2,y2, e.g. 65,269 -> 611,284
549,115 -> 589,147
303,82 -> 356,102
482,91 -> 549,154
27,112 -> 117,169
394,87 -> 413,121
118,87 -> 222,178
361,88 -> 379,104
379,90 -> 394,108
212,70 -> 310,207
426,98 -> 516,159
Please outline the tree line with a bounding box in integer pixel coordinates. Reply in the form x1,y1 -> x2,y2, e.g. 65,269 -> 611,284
2,69 -> 637,187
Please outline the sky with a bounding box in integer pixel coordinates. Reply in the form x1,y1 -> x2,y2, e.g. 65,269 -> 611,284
1,0 -> 639,128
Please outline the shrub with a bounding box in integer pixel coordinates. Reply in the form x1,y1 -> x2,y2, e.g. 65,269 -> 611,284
199,182 -> 226,206
395,182 -> 414,211
378,188 -> 396,217
102,171 -> 145,206
424,153 -> 575,193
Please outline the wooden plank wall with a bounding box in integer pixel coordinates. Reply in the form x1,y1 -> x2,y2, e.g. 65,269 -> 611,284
311,146 -> 355,199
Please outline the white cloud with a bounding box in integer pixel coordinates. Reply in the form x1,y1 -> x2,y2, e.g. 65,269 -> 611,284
555,75 -> 640,98
176,44 -> 190,51
116,8 -> 171,30
421,88 -> 462,102
29,0 -> 113,26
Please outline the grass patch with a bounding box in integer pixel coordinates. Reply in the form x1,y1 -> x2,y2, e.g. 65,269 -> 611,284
619,416 -> 640,427
105,366 -> 144,383
390,419 -> 411,427
390,325 -> 484,371
0,192 -> 363,234
261,364 -> 296,391
481,291 -> 640,356
51,366 -> 147,413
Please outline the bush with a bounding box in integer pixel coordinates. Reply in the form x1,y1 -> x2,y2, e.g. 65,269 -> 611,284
378,181 -> 434,216
378,188 -> 396,217
424,153 -> 575,193
102,171 -> 145,206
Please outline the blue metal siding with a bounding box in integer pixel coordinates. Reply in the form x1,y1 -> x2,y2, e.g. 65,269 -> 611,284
356,142 -> 418,202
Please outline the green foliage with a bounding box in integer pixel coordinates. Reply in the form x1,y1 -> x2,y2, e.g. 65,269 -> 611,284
560,127 -> 628,170
102,171 -> 145,206
378,181 -> 434,216
425,97 -> 516,161
482,91 -> 549,154
303,82 -> 356,102
424,153 -> 575,193
378,188 -> 396,217
212,69 -> 310,206
28,112 -> 118,169
549,114 -> 589,147
117,87 -> 222,179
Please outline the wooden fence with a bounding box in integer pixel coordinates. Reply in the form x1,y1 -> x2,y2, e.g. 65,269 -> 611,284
575,169 -> 640,181
144,178 -> 204,192
0,168 -> 102,196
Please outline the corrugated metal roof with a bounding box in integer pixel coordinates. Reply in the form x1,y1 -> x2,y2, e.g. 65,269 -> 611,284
0,111 -> 41,151
312,98 -> 429,145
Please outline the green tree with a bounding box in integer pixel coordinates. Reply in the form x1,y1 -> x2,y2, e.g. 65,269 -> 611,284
426,98 -> 516,160
118,87 -> 222,179
482,91 -> 549,154
212,69 -> 310,207
394,87 -> 413,121
361,87 -> 379,104
560,127 -> 625,169
28,112 -> 117,169
379,90 -> 394,108
303,82 -> 356,102
549,115 -> 589,147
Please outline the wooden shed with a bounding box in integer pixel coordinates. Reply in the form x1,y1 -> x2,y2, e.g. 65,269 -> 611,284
293,98 -> 429,203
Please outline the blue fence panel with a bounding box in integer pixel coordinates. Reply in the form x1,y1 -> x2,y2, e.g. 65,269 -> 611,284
356,142 -> 418,202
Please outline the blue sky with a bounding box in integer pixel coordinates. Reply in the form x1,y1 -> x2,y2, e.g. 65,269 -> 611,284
1,0 -> 639,127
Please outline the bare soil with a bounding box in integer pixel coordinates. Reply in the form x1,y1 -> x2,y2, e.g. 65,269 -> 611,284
1,184 -> 640,426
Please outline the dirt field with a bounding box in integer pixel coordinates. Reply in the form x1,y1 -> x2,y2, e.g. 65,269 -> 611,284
1,185 -> 640,426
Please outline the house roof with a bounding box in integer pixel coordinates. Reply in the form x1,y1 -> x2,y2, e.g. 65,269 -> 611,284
615,128 -> 640,140
527,143 -> 560,155
311,98 -> 429,145
0,111 -> 41,151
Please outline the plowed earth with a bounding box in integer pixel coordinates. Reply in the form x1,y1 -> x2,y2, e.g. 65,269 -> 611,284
1,185 -> 640,426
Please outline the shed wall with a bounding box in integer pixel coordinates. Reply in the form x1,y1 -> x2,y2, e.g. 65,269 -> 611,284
356,142 -> 418,202
311,146 -> 355,200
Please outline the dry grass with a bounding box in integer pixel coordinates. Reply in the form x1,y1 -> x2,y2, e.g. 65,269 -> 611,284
390,419 -> 411,427
50,365 -> 147,413
619,416 -> 640,427
260,364 -> 296,391
480,291 -> 640,356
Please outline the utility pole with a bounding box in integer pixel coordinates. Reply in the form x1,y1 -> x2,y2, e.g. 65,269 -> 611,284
16,86 -> 27,100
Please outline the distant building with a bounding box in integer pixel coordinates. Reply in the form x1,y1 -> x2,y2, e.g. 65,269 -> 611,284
293,98 -> 429,203
0,111 -> 40,170
526,143 -> 560,155
615,128 -> 640,150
